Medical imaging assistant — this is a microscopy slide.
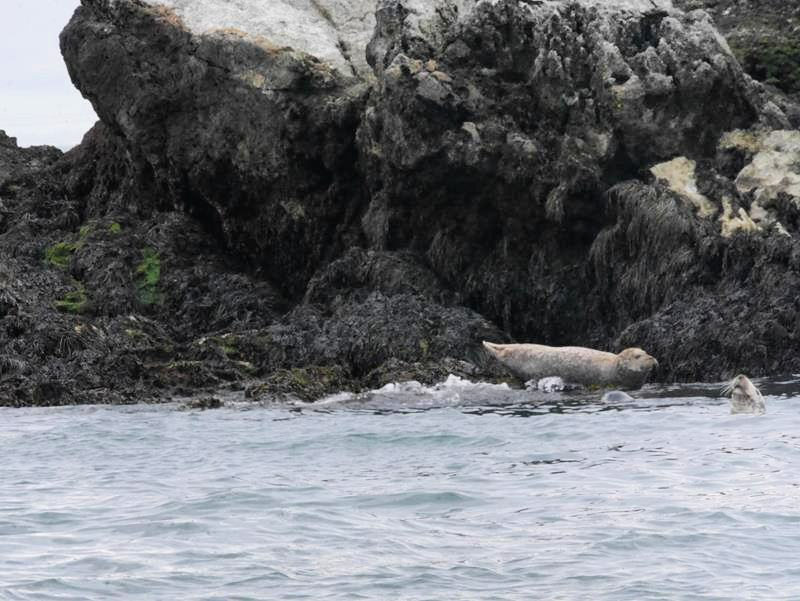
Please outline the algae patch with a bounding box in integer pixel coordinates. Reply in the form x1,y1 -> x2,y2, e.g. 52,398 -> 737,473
43,242 -> 80,268
43,224 -> 93,268
55,281 -> 87,313
135,247 -> 162,306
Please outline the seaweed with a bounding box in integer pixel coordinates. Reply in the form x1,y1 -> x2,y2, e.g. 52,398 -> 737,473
55,281 -> 87,313
135,246 -> 162,306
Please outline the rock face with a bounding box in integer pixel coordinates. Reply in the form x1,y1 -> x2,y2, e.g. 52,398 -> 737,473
1,0 -> 799,404
61,0 -> 371,299
359,0 -> 769,347
0,131 -> 62,184
674,0 -> 800,97
144,0 -> 377,78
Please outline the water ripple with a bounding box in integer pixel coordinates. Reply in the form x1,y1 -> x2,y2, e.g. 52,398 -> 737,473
1,382 -> 800,599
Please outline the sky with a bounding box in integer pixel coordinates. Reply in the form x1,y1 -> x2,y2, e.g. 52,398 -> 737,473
0,0 -> 98,149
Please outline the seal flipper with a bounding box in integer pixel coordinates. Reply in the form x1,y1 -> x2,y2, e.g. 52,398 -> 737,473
482,340 -> 506,357
482,340 -> 540,380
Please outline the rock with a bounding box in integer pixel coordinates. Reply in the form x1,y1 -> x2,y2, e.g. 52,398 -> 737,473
245,365 -> 350,403
61,0 -> 371,299
0,131 -> 62,188
650,157 -> 717,218
674,0 -> 800,96
361,356 -> 491,390
2,0 -> 800,406
590,179 -> 800,380
147,0 -> 377,78
179,397 -> 223,410
735,130 -> 800,203
246,289 -> 505,380
357,0 -> 766,346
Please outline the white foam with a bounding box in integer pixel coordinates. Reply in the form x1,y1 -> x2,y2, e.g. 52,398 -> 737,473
314,391 -> 358,405
314,374 -> 513,408
532,376 -> 567,393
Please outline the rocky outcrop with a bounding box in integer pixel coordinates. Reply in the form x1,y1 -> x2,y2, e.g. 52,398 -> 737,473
674,0 -> 800,97
0,132 -> 62,185
61,0 -> 371,299
144,0 -> 377,78
358,0 -> 772,346
0,121 -> 505,405
2,0 -> 800,404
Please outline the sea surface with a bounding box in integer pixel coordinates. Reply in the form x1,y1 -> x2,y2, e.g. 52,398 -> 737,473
2,376 -> 799,600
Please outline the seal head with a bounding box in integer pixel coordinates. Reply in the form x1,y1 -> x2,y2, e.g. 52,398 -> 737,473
722,374 -> 765,414
614,348 -> 659,390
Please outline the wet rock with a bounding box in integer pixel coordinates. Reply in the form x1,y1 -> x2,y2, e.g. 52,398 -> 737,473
361,356 -> 493,390
245,365 -> 351,403
179,397 -> 223,410
590,179 -> 800,380
236,290 -> 505,381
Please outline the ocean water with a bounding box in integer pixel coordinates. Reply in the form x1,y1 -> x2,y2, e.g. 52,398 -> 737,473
2,377 -> 799,600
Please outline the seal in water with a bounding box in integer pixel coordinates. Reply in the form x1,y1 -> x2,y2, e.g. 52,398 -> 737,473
601,390 -> 634,403
722,374 -> 765,414
482,341 -> 658,389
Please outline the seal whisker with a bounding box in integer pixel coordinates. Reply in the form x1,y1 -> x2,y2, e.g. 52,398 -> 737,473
724,374 -> 765,415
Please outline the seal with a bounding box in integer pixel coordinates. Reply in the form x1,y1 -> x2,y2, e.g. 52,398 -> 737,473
601,390 -> 634,404
482,341 -> 658,389
722,374 -> 765,414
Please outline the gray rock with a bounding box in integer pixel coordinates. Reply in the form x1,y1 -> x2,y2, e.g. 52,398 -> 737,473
0,131 -> 62,187
143,0 -> 377,78
674,0 -> 800,96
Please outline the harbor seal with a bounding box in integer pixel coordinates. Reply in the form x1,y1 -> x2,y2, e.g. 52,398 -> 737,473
601,390 -> 634,403
722,374 -> 765,414
482,341 -> 658,389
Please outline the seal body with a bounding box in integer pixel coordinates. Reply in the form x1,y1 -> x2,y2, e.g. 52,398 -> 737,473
723,374 -> 765,414
482,341 -> 658,389
601,390 -> 634,403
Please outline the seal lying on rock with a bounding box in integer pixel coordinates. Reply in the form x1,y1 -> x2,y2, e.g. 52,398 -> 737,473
722,374 -> 765,414
482,341 -> 658,389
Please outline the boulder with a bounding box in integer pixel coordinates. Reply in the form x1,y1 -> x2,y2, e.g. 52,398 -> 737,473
61,0 -> 372,298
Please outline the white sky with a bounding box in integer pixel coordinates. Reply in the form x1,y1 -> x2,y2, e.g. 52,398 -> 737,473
0,0 -> 98,149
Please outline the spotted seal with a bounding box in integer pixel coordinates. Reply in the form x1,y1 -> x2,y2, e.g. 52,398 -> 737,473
722,374 -> 765,414
482,341 -> 658,389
